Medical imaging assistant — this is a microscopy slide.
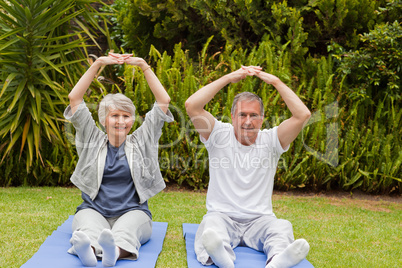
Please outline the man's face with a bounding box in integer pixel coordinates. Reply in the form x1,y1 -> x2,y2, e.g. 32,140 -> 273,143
231,100 -> 264,145
104,108 -> 134,146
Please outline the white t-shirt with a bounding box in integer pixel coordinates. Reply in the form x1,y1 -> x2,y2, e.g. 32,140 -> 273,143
201,120 -> 288,220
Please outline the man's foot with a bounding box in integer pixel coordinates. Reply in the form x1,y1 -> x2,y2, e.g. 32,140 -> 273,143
266,239 -> 310,268
202,228 -> 234,268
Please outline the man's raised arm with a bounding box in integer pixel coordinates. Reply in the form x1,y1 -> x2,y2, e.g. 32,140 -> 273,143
256,71 -> 311,149
185,67 -> 255,140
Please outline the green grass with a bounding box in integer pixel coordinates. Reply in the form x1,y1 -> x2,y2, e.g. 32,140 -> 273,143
0,187 -> 401,268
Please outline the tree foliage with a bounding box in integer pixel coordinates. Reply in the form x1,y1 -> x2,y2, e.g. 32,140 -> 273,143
111,0 -> 390,60
333,0 -> 401,131
338,21 -> 401,99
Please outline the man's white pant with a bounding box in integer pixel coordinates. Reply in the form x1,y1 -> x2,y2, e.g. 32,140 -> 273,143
195,212 -> 294,265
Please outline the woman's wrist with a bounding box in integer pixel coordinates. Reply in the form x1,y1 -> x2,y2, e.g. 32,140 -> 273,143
142,64 -> 152,72
91,59 -> 105,71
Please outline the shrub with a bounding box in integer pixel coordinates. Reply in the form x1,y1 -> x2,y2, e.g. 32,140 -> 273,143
1,1 -> 400,194
111,0 -> 389,62
0,0 -> 106,183
336,20 -> 402,103
79,39 -> 399,193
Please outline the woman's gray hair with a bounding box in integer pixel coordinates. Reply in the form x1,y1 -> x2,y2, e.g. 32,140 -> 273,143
231,92 -> 264,115
98,93 -> 136,125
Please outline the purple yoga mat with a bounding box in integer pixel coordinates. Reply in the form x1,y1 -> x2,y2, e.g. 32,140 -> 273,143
21,215 -> 168,268
182,223 -> 314,268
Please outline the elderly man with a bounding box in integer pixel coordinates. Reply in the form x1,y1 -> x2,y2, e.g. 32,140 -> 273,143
185,66 -> 311,268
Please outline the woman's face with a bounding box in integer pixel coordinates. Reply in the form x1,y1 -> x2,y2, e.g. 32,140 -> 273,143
104,108 -> 134,147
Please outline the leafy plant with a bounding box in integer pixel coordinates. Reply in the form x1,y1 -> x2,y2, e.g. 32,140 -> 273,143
0,0 -> 105,172
1,1 -> 400,193
111,0 -> 392,64
336,20 -> 402,103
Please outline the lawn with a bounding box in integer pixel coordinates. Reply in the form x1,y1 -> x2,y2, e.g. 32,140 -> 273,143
0,187 -> 401,268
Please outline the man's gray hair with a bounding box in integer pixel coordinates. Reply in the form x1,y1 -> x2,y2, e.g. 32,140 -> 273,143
231,92 -> 264,115
98,93 -> 136,125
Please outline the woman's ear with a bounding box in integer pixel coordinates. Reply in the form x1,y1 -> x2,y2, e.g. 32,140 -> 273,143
99,119 -> 106,131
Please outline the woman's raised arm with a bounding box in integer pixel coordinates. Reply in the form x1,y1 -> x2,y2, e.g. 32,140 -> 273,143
68,54 -> 128,114
121,55 -> 171,114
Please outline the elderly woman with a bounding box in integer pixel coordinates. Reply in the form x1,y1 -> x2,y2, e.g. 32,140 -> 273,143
64,53 -> 173,266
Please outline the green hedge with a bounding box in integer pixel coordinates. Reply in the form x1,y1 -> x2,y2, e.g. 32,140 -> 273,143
0,1 -> 400,194
52,39 -> 400,193
110,0 -> 392,60
1,38 -> 400,193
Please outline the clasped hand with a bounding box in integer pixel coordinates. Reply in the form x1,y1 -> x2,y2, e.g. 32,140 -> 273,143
228,66 -> 280,85
96,52 -> 149,70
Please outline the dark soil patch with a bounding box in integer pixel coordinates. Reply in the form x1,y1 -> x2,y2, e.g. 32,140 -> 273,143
164,183 -> 402,204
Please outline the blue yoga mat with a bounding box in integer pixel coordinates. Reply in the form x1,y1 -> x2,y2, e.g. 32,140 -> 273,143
182,223 -> 314,268
21,215 -> 168,268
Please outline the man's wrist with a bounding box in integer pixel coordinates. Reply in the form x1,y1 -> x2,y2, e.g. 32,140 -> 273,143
269,76 -> 282,88
222,74 -> 233,84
